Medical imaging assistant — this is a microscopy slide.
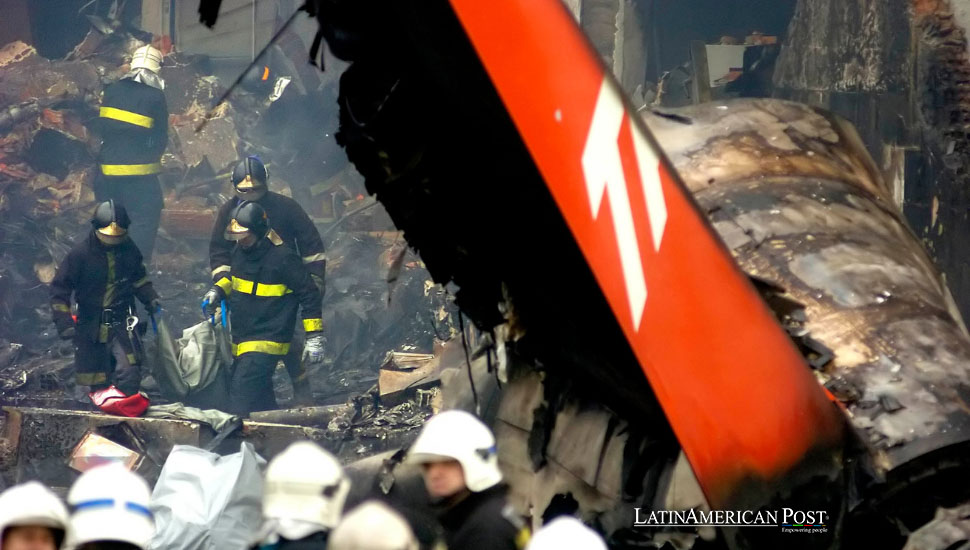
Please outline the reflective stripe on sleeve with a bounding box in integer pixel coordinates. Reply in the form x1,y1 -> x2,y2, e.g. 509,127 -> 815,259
302,253 -> 327,264
52,302 -> 71,312
215,277 -> 232,294
303,318 -> 323,332
212,265 -> 231,278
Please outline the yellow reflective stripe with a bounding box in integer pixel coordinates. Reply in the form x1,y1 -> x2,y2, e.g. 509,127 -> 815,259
303,318 -> 323,332
101,163 -> 161,176
103,251 -> 116,308
215,277 -> 232,294
133,275 -> 150,288
302,253 -> 327,264
77,372 -> 108,386
232,277 -> 290,296
52,302 -> 71,312
514,528 -> 530,550
232,341 -> 290,356
212,265 -> 231,277
255,283 -> 290,297
232,277 -> 254,294
100,106 -> 154,128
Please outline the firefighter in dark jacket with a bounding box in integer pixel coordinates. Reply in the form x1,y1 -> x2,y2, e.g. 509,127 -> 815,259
408,410 -> 530,550
50,201 -> 160,395
209,156 -> 326,404
202,201 -> 325,415
96,44 -> 168,264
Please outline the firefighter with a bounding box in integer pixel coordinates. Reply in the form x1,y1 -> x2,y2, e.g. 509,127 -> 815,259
328,501 -> 419,550
209,156 -> 327,405
251,441 -> 349,550
525,517 -> 606,550
202,200 -> 325,415
408,410 -> 529,550
50,201 -> 159,396
67,463 -> 155,550
96,44 -> 168,264
0,482 -> 69,550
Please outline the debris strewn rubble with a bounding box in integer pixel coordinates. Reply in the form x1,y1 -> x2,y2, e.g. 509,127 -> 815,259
0,18 -> 460,479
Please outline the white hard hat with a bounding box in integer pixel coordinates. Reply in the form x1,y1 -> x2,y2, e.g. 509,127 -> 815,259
130,45 -> 162,73
407,410 -> 502,493
263,441 -> 350,535
0,481 -> 69,547
328,501 -> 418,550
526,517 -> 607,550
67,463 -> 154,550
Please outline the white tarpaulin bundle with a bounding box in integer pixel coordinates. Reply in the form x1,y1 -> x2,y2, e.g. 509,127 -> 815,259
149,443 -> 265,550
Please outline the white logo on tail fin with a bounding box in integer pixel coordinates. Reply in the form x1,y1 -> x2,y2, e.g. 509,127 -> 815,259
581,79 -> 667,331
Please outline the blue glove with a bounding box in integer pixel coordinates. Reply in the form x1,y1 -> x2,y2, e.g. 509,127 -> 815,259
201,287 -> 222,323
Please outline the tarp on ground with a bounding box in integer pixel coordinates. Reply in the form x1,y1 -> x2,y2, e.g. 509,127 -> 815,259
149,443 -> 264,550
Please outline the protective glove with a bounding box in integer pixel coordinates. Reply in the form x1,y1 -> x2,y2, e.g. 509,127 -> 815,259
58,326 -> 76,340
302,332 -> 325,365
149,298 -> 162,314
201,287 -> 223,320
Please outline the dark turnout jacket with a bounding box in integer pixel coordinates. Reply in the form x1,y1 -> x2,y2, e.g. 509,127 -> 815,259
438,485 -> 528,550
223,235 -> 323,356
209,192 -> 326,291
50,233 -> 158,342
99,77 -> 168,175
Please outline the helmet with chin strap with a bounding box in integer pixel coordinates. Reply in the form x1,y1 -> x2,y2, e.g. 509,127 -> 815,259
225,200 -> 270,242
91,200 -> 130,246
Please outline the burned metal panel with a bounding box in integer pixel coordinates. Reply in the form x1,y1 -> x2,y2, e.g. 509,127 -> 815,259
774,0 -> 970,335
644,98 -> 970,541
644,99 -> 970,467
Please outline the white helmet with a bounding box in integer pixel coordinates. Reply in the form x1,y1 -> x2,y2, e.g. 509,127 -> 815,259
0,481 -> 69,548
263,441 -> 350,537
67,463 -> 154,550
407,410 -> 502,493
130,45 -> 162,73
328,501 -> 418,550
526,517 -> 606,550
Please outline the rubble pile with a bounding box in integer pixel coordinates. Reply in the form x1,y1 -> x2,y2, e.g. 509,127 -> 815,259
0,21 -> 458,454
0,29 -> 237,348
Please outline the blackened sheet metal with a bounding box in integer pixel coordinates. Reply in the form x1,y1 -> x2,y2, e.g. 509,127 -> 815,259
642,97 -> 970,478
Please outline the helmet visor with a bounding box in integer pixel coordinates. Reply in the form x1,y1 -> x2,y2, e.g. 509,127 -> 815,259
96,222 -> 127,245
235,175 -> 257,191
233,175 -> 266,200
97,222 -> 126,237
225,218 -> 254,241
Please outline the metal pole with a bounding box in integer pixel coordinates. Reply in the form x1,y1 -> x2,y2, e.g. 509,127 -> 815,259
251,0 -> 257,62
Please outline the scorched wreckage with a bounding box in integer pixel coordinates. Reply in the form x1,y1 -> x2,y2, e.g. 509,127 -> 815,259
2,0 -> 970,548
